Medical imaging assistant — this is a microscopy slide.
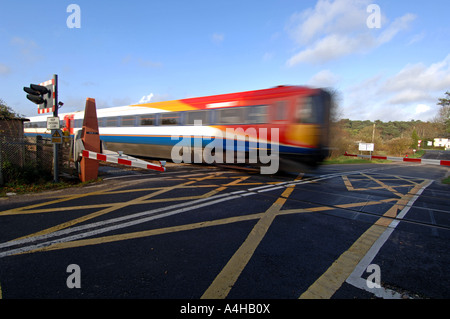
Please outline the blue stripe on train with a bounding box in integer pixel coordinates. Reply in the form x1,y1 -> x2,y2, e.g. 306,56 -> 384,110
24,133 -> 316,155
100,135 -> 315,155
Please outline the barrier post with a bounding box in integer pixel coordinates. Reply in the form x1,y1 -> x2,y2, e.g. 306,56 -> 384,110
79,98 -> 101,182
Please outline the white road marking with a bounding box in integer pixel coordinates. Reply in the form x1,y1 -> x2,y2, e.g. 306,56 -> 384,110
345,179 -> 433,298
0,165 -> 410,258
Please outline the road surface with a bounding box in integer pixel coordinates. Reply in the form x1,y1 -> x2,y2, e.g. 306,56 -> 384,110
0,162 -> 449,305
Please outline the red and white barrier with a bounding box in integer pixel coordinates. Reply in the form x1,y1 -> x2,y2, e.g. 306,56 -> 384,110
82,150 -> 166,172
344,152 -> 450,167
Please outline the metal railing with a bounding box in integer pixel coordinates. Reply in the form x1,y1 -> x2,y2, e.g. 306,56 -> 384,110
0,136 -> 73,186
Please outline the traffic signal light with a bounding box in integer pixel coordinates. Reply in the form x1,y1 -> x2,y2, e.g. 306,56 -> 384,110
24,84 -> 49,105
23,75 -> 57,114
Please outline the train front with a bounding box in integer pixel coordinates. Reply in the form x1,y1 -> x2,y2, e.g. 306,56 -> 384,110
280,88 -> 331,170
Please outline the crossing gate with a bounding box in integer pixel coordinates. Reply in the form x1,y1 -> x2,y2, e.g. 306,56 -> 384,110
81,150 -> 166,172
344,152 -> 450,167
75,97 -> 166,182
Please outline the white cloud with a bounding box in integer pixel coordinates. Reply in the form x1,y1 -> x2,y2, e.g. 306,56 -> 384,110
407,31 -> 425,45
286,0 -> 415,66
10,36 -> 42,63
262,52 -> 274,62
137,92 -> 172,104
376,13 -> 416,45
139,93 -> 154,104
415,104 -> 431,115
0,63 -> 11,75
342,55 -> 450,121
122,54 -> 162,68
212,33 -> 224,45
287,33 -> 373,66
287,0 -> 370,45
387,89 -> 432,105
381,54 -> 450,99
308,69 -> 340,87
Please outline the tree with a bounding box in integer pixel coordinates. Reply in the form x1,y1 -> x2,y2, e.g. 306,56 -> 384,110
438,91 -> 450,106
386,137 -> 411,156
435,91 -> 450,134
0,99 -> 21,119
411,129 -> 419,149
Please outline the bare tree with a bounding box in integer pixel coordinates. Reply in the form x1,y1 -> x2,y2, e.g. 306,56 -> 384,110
434,91 -> 450,134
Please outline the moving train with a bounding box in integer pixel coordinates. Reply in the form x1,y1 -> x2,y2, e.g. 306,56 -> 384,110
24,85 -> 332,172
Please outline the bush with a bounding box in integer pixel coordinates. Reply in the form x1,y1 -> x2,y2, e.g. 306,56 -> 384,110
385,137 -> 412,157
1,160 -> 52,185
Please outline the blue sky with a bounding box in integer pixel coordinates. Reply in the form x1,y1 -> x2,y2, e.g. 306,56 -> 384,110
1,0 -> 449,121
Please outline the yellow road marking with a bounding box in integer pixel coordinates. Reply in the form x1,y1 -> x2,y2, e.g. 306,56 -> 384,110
13,181 -> 195,241
0,184 -> 126,217
299,224 -> 386,299
280,198 -> 397,215
16,195 -> 400,257
20,213 -> 267,254
299,179 -> 430,299
343,175 -> 415,193
0,176 -> 265,217
201,179 -> 300,299
1,170 -> 429,300
11,173 -> 227,241
342,175 -> 354,191
361,173 -> 404,197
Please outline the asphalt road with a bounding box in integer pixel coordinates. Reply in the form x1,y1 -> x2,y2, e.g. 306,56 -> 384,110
422,149 -> 450,160
0,161 -> 449,305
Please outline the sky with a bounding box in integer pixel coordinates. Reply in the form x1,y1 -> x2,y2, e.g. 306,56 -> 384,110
0,0 -> 449,121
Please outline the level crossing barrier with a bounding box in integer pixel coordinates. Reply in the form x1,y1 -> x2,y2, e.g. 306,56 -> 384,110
344,152 -> 450,167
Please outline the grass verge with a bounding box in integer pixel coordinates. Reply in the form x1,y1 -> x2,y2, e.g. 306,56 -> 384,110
442,176 -> 450,185
323,156 -> 391,165
0,177 -> 101,197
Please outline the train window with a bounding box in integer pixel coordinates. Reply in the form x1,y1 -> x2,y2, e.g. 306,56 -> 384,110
297,96 -> 316,124
104,116 -> 119,127
245,105 -> 268,124
161,112 -> 179,125
121,115 -> 136,127
186,110 -> 208,125
29,121 -> 46,128
139,114 -> 155,126
217,108 -> 244,124
74,119 -> 83,128
274,101 -> 288,121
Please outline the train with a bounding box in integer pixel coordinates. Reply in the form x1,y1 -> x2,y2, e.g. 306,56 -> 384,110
24,85 -> 332,173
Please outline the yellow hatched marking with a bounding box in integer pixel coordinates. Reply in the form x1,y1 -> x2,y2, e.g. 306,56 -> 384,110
343,174 -> 417,195
17,196 -> 400,257
299,179 -> 430,299
201,176 -> 302,299
1,170 -> 429,300
361,173 -> 404,197
10,173 -> 227,241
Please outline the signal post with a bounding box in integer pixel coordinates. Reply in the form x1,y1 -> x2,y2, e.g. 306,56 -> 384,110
24,74 -> 60,182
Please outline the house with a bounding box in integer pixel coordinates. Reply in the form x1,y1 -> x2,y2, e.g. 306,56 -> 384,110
0,117 -> 29,139
434,137 -> 450,150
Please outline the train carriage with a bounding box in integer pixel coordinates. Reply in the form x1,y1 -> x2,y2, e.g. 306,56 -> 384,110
24,85 -> 332,171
